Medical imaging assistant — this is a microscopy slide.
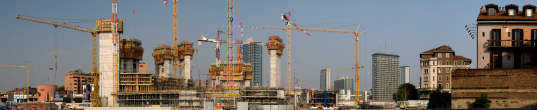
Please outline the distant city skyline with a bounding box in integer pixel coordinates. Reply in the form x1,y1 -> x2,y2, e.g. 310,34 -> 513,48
1,0 -> 533,91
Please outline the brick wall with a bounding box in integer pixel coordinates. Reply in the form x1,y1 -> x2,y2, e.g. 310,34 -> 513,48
451,68 -> 537,109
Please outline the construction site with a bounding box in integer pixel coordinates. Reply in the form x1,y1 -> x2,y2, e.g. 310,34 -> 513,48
2,0 -> 365,110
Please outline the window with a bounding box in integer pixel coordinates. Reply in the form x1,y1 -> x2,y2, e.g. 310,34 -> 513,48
462,61 -> 465,65
424,76 -> 429,81
446,53 -> 450,58
433,76 -> 435,81
446,61 -> 450,65
491,29 -> 501,46
532,29 -> 537,46
508,9 -> 515,16
437,53 -> 442,58
446,76 -> 449,81
439,76 -> 442,81
454,61 -> 458,65
512,29 -> 523,47
526,9 -> 533,16
438,84 -> 442,89
488,8 -> 495,16
446,83 -> 450,88
424,69 -> 429,74
433,69 -> 436,74
439,61 -> 443,65
439,68 -> 442,73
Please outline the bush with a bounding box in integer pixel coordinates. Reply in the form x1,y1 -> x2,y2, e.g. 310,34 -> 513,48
471,93 -> 491,108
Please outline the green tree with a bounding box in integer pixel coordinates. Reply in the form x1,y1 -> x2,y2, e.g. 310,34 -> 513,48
471,93 -> 491,108
427,88 -> 451,109
393,83 -> 419,101
58,85 -> 65,91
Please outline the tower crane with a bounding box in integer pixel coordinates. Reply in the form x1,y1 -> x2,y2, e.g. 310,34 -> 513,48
198,30 -> 246,66
279,12 -> 310,93
15,15 -> 105,106
163,0 -> 181,79
0,64 -> 31,102
261,24 -> 364,104
198,30 -> 225,65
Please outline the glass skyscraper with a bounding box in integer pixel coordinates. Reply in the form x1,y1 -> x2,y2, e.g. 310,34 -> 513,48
371,53 -> 400,100
241,42 -> 263,87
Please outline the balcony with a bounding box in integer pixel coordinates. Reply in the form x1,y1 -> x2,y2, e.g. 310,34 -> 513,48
487,40 -> 537,48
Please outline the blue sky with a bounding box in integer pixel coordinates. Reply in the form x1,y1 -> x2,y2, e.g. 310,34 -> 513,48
1,0 -> 534,91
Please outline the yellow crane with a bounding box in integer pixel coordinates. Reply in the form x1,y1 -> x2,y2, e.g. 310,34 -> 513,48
0,64 -> 30,102
262,25 -> 364,104
224,0 -> 239,96
163,0 -> 180,79
15,15 -> 102,106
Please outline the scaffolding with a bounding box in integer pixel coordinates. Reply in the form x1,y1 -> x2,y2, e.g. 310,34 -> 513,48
117,90 -> 203,108
208,62 -> 253,89
240,88 -> 287,105
119,73 -> 153,92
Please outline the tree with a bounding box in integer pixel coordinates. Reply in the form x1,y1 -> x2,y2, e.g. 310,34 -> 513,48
58,85 -> 65,91
471,93 -> 491,108
393,83 -> 419,101
427,88 -> 451,109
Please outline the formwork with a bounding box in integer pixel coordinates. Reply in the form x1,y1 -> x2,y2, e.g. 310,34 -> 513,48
177,41 -> 195,86
208,61 -> 253,89
153,44 -> 173,78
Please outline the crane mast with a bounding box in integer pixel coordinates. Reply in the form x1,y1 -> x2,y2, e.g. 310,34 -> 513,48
225,0 -> 235,91
172,0 -> 179,79
111,0 -> 119,106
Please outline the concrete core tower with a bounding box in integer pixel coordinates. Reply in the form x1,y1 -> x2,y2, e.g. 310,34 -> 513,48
119,38 -> 152,92
153,44 -> 173,78
178,41 -> 195,87
97,18 -> 123,106
119,38 -> 143,73
265,35 -> 285,88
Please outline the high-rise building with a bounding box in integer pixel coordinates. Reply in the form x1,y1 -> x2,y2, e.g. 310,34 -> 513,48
371,53 -> 400,100
400,66 -> 410,84
320,68 -> 331,90
334,76 -> 354,93
241,42 -> 263,87
419,45 -> 471,92
476,4 -> 537,69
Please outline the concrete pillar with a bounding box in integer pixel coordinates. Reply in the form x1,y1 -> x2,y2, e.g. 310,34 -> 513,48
269,50 -> 281,88
98,33 -> 118,107
181,55 -> 192,84
159,60 -> 171,78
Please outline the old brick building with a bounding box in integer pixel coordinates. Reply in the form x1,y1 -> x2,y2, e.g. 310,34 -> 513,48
419,45 -> 471,99
476,4 -> 537,69
451,4 -> 537,109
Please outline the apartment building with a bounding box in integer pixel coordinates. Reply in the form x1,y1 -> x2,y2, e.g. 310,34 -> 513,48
419,45 -> 471,92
